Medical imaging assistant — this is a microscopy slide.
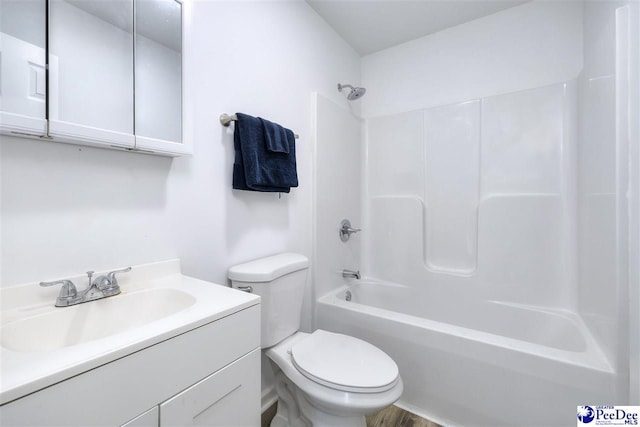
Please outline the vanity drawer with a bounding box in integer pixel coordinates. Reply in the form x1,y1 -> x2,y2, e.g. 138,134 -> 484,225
160,349 -> 260,426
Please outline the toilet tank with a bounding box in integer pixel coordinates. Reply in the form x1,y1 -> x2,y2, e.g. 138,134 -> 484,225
228,253 -> 309,348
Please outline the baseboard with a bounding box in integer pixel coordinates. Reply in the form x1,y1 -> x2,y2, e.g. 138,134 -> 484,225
261,390 -> 278,413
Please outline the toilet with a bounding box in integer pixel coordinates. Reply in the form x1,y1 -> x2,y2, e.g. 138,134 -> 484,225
228,253 -> 403,427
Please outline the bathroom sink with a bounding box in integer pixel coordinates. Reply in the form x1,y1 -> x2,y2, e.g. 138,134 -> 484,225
0,259 -> 260,406
0,259 -> 260,414
1,288 -> 196,352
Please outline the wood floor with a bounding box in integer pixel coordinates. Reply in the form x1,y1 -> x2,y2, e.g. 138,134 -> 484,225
366,405 -> 442,427
261,403 -> 442,427
261,403 -> 278,427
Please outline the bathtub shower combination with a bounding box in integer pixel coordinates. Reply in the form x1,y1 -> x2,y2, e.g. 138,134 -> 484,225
318,280 -> 615,426
314,3 -> 637,426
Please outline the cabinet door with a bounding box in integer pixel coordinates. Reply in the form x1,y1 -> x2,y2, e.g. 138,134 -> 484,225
160,349 -> 260,427
48,0 -> 135,149
0,0 -> 48,136
134,0 -> 189,156
121,406 -> 159,427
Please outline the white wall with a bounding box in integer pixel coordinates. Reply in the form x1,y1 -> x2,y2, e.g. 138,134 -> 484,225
169,0 -> 360,407
0,138 -> 176,286
170,0 -> 359,290
1,0 -> 359,409
360,0 -> 583,118
0,0 -> 360,296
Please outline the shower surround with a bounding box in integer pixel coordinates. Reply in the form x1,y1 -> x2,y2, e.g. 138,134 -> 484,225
364,81 -> 577,313
313,1 -> 638,426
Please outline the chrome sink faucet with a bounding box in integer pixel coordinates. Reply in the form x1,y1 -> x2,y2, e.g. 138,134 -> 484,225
40,267 -> 131,307
342,269 -> 361,280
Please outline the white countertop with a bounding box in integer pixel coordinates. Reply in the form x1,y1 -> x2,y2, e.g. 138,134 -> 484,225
0,259 -> 260,405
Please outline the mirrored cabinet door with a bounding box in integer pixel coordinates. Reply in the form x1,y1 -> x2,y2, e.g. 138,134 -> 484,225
1,0 -> 186,156
134,0 -> 187,155
0,0 -> 48,136
48,0 -> 135,148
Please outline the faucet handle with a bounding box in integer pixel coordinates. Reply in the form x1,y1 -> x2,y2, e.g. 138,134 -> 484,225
40,279 -> 78,306
106,267 -> 132,287
340,219 -> 361,242
40,279 -> 76,291
92,275 -> 112,290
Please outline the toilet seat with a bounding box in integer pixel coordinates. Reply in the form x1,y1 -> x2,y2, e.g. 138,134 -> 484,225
290,330 -> 399,393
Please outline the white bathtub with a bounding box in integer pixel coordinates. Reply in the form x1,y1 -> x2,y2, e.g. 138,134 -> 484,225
316,280 -> 622,426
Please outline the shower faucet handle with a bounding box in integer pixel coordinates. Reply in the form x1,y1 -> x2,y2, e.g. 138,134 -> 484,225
340,219 -> 361,242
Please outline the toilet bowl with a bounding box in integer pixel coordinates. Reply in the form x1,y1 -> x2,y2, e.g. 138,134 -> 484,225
228,253 -> 403,427
267,331 -> 403,427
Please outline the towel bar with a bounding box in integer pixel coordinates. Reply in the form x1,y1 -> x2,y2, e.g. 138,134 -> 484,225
220,113 -> 299,139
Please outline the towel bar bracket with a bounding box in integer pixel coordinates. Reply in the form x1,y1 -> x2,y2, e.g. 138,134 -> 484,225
220,113 -> 238,127
220,113 -> 299,139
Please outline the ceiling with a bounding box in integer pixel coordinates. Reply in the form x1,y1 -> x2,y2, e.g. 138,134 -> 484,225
305,0 -> 530,56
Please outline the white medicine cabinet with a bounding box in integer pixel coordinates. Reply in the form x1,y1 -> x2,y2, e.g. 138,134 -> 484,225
0,0 -> 48,137
0,0 -> 189,157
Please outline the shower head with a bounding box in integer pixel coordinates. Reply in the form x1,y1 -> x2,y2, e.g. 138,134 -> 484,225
337,83 -> 366,101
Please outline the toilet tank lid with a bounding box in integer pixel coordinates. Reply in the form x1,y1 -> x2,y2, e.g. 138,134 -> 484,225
228,253 -> 309,282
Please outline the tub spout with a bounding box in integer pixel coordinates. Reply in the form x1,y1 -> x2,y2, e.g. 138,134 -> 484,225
342,269 -> 361,280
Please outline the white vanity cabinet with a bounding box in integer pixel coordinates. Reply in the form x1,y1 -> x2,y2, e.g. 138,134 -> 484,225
159,350 -> 260,426
121,407 -> 159,427
121,350 -> 260,427
0,304 -> 261,427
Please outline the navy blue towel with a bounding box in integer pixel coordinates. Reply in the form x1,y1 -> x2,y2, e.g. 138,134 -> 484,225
262,117 -> 290,154
232,112 -> 298,193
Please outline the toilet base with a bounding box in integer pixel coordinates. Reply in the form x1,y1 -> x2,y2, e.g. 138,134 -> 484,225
270,371 -> 366,427
265,332 -> 403,427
